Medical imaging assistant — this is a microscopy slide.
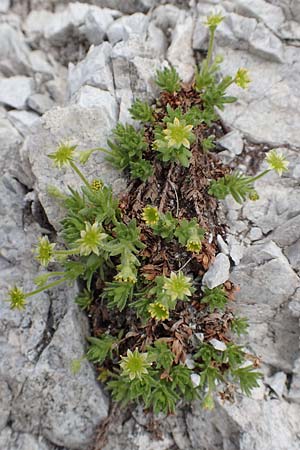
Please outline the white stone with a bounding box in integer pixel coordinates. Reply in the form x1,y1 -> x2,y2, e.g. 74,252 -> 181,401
107,12 -> 149,44
167,14 -> 195,83
266,372 -> 287,398
191,373 -> 201,387
209,338 -> 227,351
73,85 -> 118,123
202,253 -> 231,288
248,227 -> 263,241
217,234 -> 229,255
0,0 -> 10,13
218,130 -> 244,155
235,0 -> 285,34
0,76 -> 35,109
0,24 -> 32,76
68,42 -> 114,97
8,110 -> 40,136
28,93 -> 55,115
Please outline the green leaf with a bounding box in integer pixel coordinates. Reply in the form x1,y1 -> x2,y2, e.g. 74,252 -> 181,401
155,67 -> 181,93
86,335 -> 118,365
147,341 -> 174,370
231,365 -> 262,396
129,99 -> 154,123
231,317 -> 249,336
201,286 -> 228,312
103,281 -> 134,311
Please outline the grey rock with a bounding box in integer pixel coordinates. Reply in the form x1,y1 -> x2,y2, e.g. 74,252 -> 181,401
0,24 -> 32,76
202,253 -> 231,288
218,130 -> 244,155
0,114 -> 22,172
28,93 -> 55,115
228,235 -> 244,265
248,227 -> 263,241
249,22 -> 284,63
186,398 -> 300,450
218,47 -> 300,147
0,381 -> 11,431
68,42 -> 114,97
25,4 -> 117,46
230,241 -> 300,370
0,428 -> 57,450
107,12 -> 149,44
0,76 -> 35,109
82,7 -> 116,45
8,110 -> 40,137
28,50 -> 55,79
235,0 -> 285,34
291,0 -> 300,23
288,358 -> 300,403
266,371 -> 287,398
216,13 -> 257,50
217,234 -> 229,254
285,238 -> 300,270
152,4 -> 182,32
11,305 -> 108,449
0,0 -> 10,13
22,105 -> 125,230
192,20 -> 209,50
90,0 -> 157,14
167,14 -> 195,83
72,85 -> 118,123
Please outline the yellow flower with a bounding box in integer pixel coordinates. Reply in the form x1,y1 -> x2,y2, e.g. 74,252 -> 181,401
35,236 -> 56,266
204,12 -> 224,30
248,189 -> 260,201
76,222 -> 108,256
141,205 -> 159,226
7,286 -> 26,310
48,142 -> 76,168
90,179 -> 104,191
265,150 -> 289,176
148,302 -> 169,321
120,348 -> 151,381
163,117 -> 193,149
186,239 -> 202,253
235,68 -> 251,89
163,271 -> 193,301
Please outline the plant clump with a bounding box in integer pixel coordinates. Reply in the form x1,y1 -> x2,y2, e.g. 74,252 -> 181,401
5,13 -> 289,416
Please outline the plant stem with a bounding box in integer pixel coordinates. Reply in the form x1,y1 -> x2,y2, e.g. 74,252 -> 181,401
26,277 -> 68,298
250,169 -> 271,183
70,161 -> 91,189
54,248 -> 80,256
206,28 -> 216,69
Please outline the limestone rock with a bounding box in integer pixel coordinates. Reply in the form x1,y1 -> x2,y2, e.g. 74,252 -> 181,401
8,110 -> 40,137
0,23 -> 32,76
28,93 -> 55,115
22,105 -> 125,230
202,253 -> 231,288
0,76 -> 35,109
167,14 -> 195,83
218,130 -> 244,155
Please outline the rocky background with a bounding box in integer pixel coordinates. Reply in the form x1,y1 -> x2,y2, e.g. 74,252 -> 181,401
0,0 -> 300,449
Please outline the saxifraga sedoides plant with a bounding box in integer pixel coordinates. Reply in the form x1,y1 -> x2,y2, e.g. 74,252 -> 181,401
6,13 -> 289,414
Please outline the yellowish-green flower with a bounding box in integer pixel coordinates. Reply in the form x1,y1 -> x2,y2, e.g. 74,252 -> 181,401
163,117 -> 193,149
48,142 -> 76,168
265,150 -> 289,176
235,68 -> 251,89
248,189 -> 260,201
148,302 -> 169,321
35,236 -> 56,266
141,205 -> 159,226
163,271 -> 193,301
76,222 -> 107,256
204,12 -> 224,30
114,268 -> 137,284
90,179 -> 104,191
7,286 -> 27,310
202,393 -> 215,410
120,348 -> 151,380
186,239 -> 202,254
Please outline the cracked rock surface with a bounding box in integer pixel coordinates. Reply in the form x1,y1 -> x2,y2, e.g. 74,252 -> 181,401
0,0 -> 300,449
